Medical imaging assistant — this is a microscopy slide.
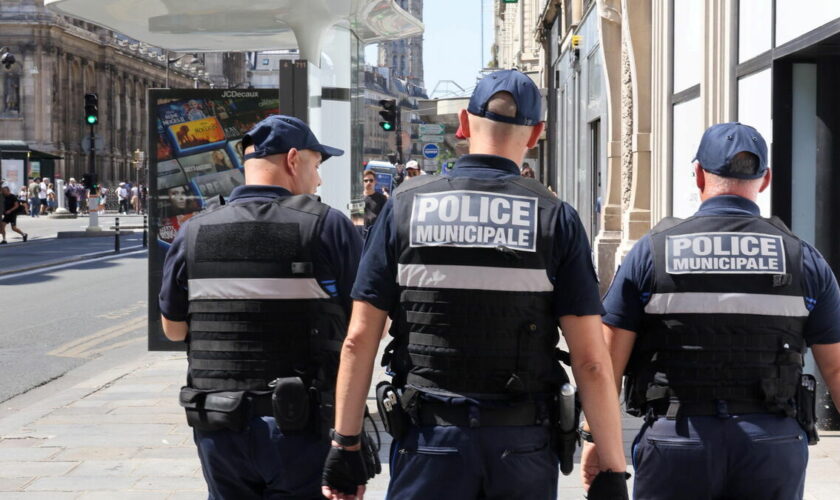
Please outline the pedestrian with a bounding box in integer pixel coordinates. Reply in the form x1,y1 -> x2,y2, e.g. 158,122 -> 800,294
47,183 -> 57,213
27,177 -> 40,217
130,183 -> 140,213
117,182 -> 129,214
405,159 -> 421,178
322,69 -> 629,500
1,185 -> 28,243
98,185 -> 108,215
158,114 -> 363,499
362,169 -> 387,230
38,177 -> 48,215
140,184 -> 148,214
591,122 -> 840,500
17,186 -> 28,215
76,181 -> 88,215
65,178 -> 78,215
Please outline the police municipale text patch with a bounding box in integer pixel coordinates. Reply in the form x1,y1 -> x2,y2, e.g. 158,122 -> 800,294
665,232 -> 786,274
409,190 -> 538,252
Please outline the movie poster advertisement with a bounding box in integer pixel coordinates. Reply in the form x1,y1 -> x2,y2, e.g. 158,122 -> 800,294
148,89 -> 279,350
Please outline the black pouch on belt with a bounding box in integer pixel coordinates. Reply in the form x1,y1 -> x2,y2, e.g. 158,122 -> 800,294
179,387 -> 248,432
375,381 -> 409,440
796,374 -> 820,445
270,377 -> 311,432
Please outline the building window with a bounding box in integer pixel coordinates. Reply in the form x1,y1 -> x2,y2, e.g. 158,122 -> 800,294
671,98 -> 703,217
738,0 -> 772,62
262,58 -> 270,66
673,0 -> 703,93
737,68 -> 773,214
776,0 -> 840,46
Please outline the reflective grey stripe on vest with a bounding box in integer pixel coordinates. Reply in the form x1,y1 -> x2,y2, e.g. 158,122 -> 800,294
644,292 -> 809,317
188,278 -> 330,300
397,263 -> 553,292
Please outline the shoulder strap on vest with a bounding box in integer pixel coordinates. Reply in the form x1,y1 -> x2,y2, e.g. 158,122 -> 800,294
508,176 -> 559,200
765,216 -> 796,236
273,194 -> 328,217
650,216 -> 684,235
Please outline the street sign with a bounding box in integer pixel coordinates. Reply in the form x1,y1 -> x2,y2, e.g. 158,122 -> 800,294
423,158 -> 438,172
420,134 -> 444,143
419,123 -> 445,135
422,143 -> 440,159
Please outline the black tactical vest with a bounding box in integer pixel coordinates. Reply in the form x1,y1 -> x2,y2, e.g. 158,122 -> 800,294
184,195 -> 347,394
626,214 -> 809,418
388,174 -> 564,400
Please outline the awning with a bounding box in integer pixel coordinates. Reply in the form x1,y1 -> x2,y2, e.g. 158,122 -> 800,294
45,0 -> 423,62
0,141 -> 63,160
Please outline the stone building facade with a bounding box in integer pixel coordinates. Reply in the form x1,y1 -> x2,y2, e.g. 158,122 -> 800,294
378,0 -> 424,87
0,0 -> 208,186
493,0 -> 544,74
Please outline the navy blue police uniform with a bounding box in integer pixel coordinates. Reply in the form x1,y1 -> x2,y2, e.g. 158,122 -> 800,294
603,123 -> 840,500
353,153 -> 603,499
159,115 -> 363,500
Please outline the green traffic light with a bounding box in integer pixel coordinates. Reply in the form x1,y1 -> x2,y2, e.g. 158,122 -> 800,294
380,122 -> 394,131
86,115 -> 98,125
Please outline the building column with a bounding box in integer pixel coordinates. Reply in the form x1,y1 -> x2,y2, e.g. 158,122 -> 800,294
593,0 -> 624,292
650,0 -> 671,223
703,0 -> 737,126
616,0 -> 653,259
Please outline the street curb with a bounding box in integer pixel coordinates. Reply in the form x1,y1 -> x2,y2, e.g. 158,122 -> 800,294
0,244 -> 146,277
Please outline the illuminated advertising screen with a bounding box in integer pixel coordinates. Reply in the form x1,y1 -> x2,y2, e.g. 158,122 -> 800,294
147,89 -> 280,350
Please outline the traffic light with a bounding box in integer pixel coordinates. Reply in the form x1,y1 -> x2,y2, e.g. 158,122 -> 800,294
81,172 -> 98,191
379,99 -> 397,132
84,93 -> 98,125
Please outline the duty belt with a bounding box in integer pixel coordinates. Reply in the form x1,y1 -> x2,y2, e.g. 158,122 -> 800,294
416,401 -> 545,427
652,399 -> 776,419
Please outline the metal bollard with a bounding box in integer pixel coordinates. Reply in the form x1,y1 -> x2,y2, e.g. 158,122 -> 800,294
114,217 -> 120,253
142,215 -> 148,248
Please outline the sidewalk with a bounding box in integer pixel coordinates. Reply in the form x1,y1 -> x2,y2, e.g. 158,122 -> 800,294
0,215 -> 146,276
1,348 -> 838,499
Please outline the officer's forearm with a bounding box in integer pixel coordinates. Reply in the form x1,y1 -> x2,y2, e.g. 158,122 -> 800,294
334,300 -> 388,438
603,324 -> 637,395
561,315 -> 627,472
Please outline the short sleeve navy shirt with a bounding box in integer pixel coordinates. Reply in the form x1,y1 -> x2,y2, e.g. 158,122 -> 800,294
351,154 -> 604,318
159,185 -> 363,322
602,195 -> 840,346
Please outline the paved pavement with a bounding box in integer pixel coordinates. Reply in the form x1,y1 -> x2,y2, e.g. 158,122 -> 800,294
0,215 -> 146,276
1,345 -> 839,499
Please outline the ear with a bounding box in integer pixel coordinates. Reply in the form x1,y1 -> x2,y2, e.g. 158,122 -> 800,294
758,168 -> 771,193
694,163 -> 705,192
527,122 -> 546,149
458,109 -> 471,138
285,148 -> 299,176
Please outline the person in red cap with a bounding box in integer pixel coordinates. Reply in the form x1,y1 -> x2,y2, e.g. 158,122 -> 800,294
322,69 -> 628,500
159,114 -> 363,499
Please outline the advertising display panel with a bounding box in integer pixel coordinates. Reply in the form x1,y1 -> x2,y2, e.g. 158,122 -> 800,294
147,89 -> 279,350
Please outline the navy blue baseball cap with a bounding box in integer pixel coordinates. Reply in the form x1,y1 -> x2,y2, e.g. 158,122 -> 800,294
694,122 -> 768,179
241,115 -> 344,162
467,69 -> 542,126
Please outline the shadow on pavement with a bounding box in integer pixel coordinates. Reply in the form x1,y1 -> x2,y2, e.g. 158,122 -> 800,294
0,248 -> 147,287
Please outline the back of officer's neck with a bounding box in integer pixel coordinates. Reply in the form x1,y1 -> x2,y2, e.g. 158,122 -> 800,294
244,162 -> 294,193
468,141 -> 526,166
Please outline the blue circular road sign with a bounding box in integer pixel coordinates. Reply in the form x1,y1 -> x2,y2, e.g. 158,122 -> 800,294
423,143 -> 440,159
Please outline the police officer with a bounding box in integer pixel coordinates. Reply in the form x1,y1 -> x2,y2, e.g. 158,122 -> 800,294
588,122 -> 840,499
158,115 -> 363,499
321,70 -> 629,499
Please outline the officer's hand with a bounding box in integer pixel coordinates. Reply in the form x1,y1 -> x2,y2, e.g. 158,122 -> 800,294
587,470 -> 630,500
321,444 -> 368,500
580,441 -> 600,489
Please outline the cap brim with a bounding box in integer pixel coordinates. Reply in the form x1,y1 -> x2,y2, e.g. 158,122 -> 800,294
312,144 -> 345,161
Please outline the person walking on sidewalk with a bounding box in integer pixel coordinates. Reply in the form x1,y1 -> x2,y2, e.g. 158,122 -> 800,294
38,177 -> 48,215
27,178 -> 40,218
1,186 -> 28,244
159,115 -> 363,499
322,70 -> 629,500
117,182 -> 129,214
65,178 -> 78,215
47,183 -> 57,214
591,123 -> 840,500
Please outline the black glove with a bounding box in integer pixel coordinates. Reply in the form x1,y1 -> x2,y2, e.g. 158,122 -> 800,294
321,445 -> 369,495
587,470 -> 630,500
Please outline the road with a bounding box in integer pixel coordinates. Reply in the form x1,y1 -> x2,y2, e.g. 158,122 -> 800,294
0,250 -> 149,404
